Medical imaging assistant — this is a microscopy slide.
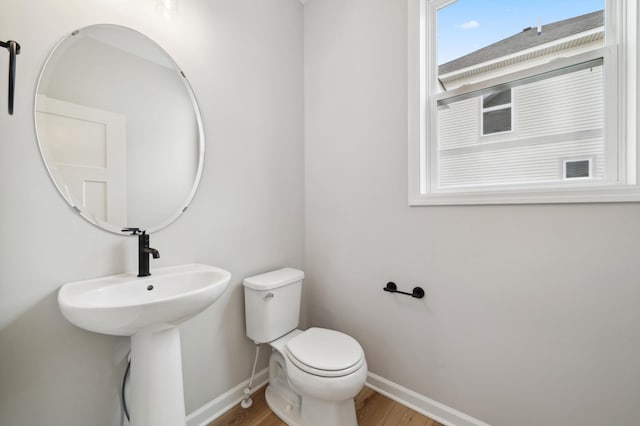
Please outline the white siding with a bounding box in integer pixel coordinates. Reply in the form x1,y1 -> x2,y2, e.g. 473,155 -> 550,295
439,136 -> 603,187
438,98 -> 480,150
437,66 -> 604,187
517,66 -> 603,138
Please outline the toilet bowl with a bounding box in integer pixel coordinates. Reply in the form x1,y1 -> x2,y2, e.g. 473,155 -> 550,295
265,328 -> 367,426
243,269 -> 368,426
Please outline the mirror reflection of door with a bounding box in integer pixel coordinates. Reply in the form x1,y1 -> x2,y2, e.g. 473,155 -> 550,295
35,25 -> 205,234
36,95 -> 127,224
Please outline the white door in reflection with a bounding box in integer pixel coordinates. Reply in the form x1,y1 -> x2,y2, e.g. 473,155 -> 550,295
36,95 -> 127,224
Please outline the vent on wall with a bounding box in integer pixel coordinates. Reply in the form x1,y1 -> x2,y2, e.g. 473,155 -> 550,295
563,158 -> 592,179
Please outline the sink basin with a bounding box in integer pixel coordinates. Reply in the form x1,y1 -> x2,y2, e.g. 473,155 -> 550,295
58,264 -> 230,336
58,263 -> 231,426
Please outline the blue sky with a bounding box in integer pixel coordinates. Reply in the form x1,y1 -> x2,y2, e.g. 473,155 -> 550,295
438,0 -> 604,64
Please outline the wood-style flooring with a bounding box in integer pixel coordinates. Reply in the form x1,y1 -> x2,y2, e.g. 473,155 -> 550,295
209,385 -> 445,426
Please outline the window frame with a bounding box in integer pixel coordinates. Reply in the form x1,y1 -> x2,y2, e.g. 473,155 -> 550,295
407,0 -> 640,205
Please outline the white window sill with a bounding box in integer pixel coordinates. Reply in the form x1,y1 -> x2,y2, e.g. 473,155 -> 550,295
410,185 -> 640,206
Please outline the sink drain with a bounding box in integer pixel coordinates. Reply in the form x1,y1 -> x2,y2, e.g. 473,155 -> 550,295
146,285 -> 154,291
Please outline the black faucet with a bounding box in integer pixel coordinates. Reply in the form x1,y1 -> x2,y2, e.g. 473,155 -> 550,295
122,228 -> 160,277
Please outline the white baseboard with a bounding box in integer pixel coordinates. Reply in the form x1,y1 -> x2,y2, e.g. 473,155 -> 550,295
186,368 -> 269,426
365,373 -> 491,426
186,368 -> 490,426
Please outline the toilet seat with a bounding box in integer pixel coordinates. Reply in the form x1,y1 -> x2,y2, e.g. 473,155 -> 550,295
285,328 -> 364,377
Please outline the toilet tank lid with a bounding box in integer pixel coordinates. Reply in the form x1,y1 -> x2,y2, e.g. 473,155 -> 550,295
243,268 -> 304,290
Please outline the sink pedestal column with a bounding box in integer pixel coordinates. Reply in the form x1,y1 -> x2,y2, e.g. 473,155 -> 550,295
130,327 -> 186,426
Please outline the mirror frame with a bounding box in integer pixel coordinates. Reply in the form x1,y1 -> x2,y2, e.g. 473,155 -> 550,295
34,24 -> 205,235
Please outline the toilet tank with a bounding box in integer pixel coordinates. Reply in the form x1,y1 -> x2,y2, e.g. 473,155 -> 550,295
243,268 -> 304,344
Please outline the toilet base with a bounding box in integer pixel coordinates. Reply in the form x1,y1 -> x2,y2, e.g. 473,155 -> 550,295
300,396 -> 358,426
265,345 -> 360,426
265,349 -> 302,425
266,382 -> 358,426
265,384 -> 301,425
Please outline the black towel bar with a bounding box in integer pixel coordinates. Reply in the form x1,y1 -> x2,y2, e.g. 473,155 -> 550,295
383,282 -> 425,299
0,39 -> 21,115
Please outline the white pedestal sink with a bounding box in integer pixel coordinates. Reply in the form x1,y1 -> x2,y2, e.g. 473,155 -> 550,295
58,264 -> 231,426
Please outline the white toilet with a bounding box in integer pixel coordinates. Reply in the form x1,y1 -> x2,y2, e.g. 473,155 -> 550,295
243,268 -> 367,426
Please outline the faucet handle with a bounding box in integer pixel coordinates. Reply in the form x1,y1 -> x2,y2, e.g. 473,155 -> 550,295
121,227 -> 146,236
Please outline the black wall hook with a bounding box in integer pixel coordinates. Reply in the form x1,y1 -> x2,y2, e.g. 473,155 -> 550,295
383,282 -> 425,299
0,40 -> 21,115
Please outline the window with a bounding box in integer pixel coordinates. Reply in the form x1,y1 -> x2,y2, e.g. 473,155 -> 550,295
563,158 -> 593,179
408,0 -> 640,205
481,89 -> 512,135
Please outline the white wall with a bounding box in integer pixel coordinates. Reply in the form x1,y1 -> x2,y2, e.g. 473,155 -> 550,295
304,1 -> 640,425
0,1 -> 303,425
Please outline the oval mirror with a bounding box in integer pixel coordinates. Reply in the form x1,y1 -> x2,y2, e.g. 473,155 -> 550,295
35,24 -> 204,235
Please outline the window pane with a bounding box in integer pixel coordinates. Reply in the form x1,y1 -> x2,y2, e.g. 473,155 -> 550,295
483,89 -> 511,109
483,109 -> 511,134
437,0 -> 605,90
437,64 -> 604,188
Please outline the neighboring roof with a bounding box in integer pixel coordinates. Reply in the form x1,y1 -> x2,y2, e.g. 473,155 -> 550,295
439,10 -> 604,76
